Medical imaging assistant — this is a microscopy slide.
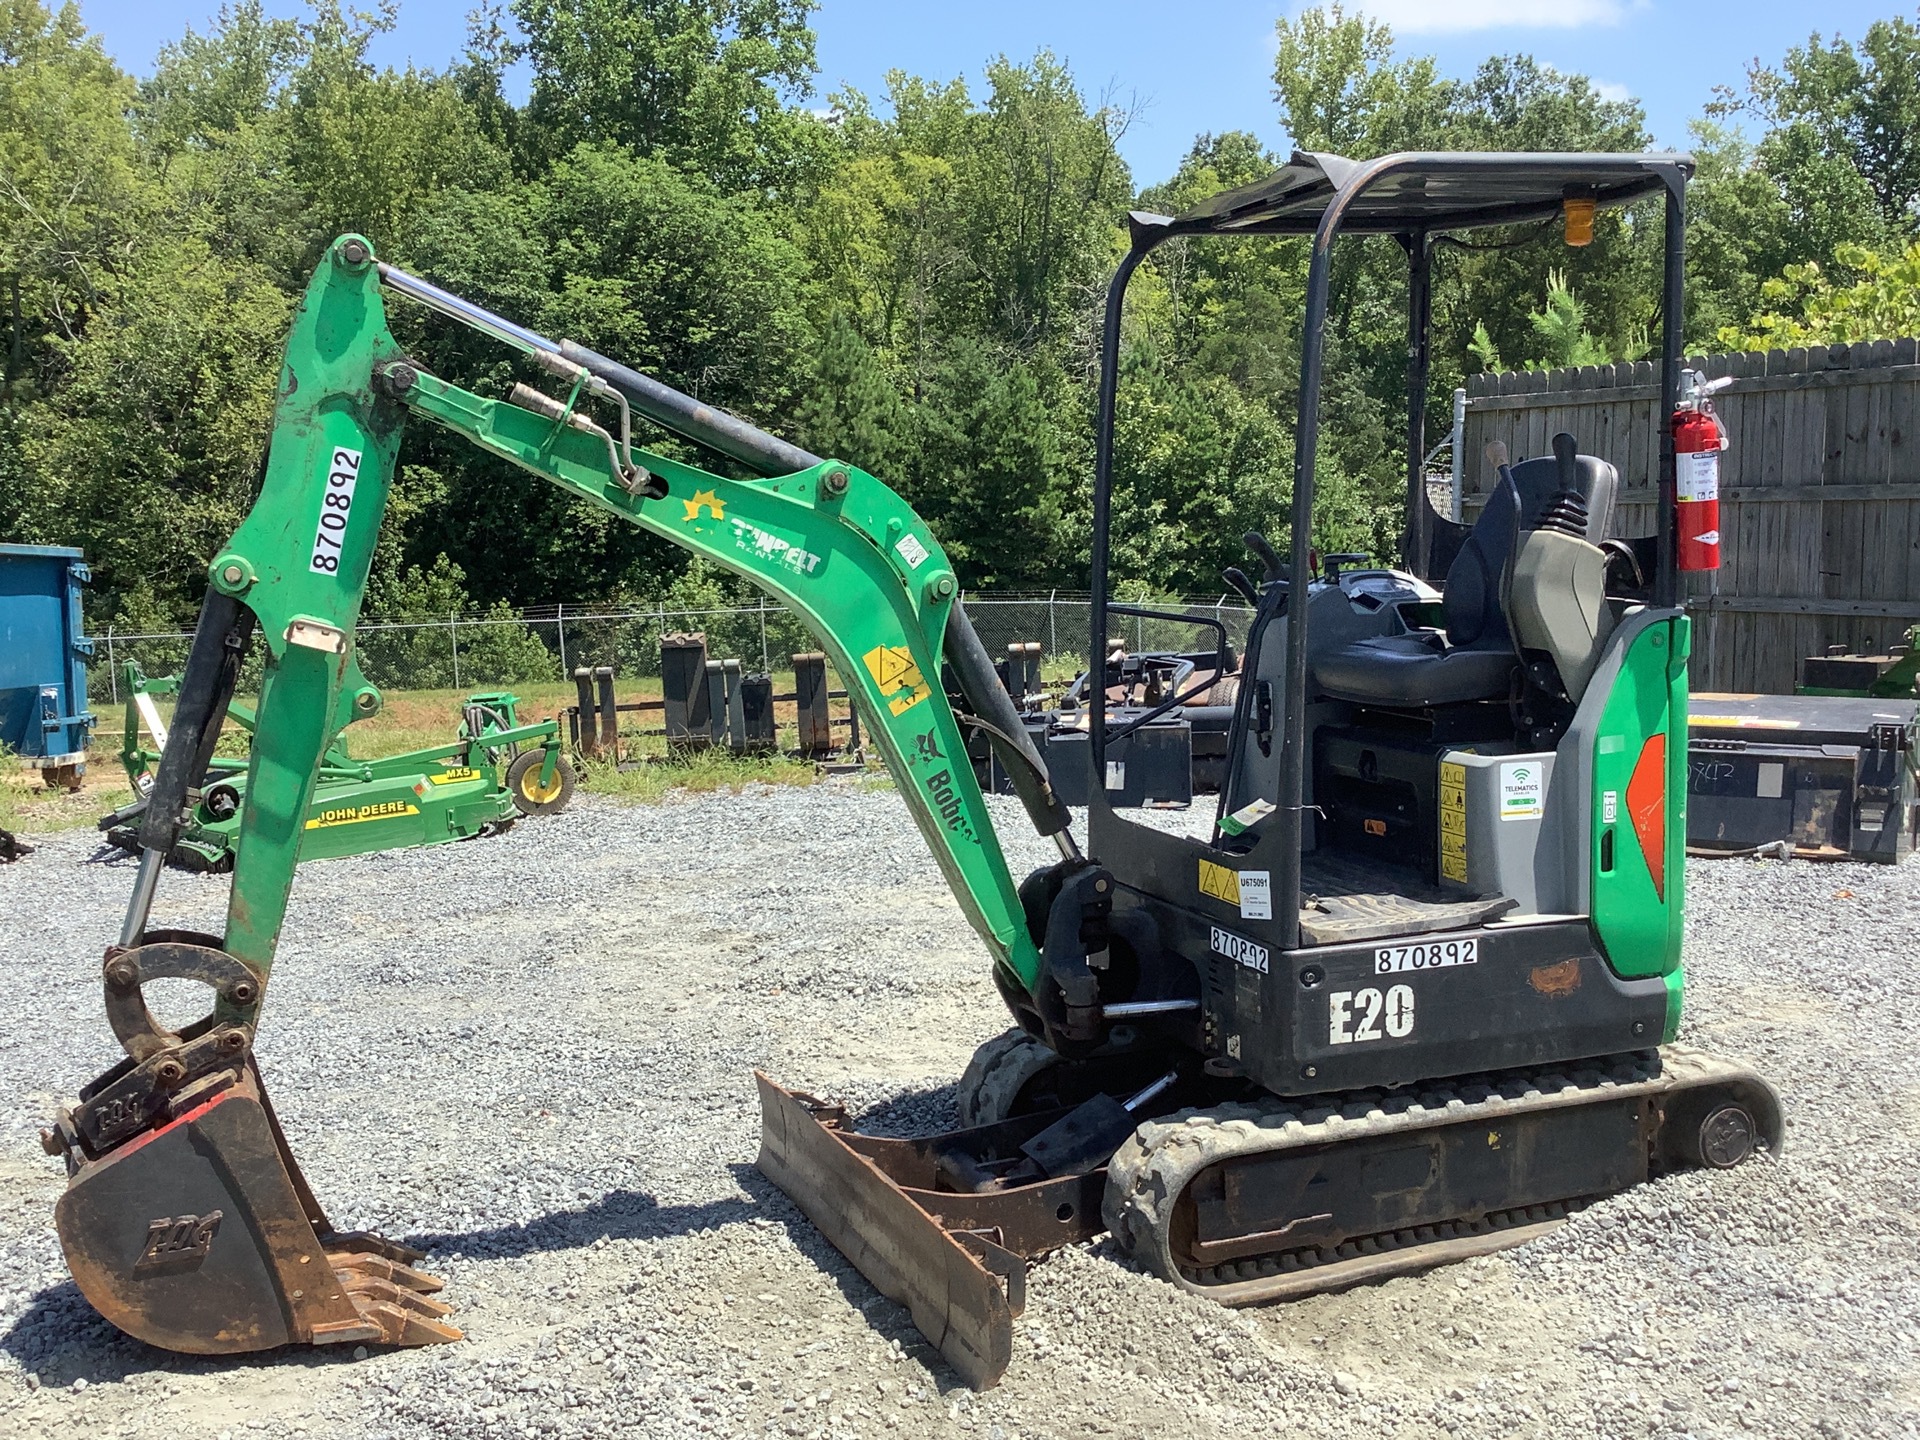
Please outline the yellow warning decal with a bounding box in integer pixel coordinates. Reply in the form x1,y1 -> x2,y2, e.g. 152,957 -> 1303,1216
428,768 -> 480,785
682,487 -> 726,522
1197,858 -> 1241,907
305,801 -> 419,830
862,644 -> 931,716
1439,759 -> 1468,883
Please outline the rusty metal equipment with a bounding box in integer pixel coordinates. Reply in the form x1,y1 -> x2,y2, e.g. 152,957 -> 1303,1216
45,929 -> 457,1351
755,1074 -> 1107,1389
566,638 -> 861,762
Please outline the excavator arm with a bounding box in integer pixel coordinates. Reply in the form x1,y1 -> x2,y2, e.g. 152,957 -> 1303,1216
45,235 -> 1072,1355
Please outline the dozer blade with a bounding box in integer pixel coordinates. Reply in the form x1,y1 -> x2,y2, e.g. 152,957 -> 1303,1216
754,1072 -> 1106,1390
53,1063 -> 460,1355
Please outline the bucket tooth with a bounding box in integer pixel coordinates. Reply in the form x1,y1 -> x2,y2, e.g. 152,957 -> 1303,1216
328,1248 -> 448,1296
331,1272 -> 462,1345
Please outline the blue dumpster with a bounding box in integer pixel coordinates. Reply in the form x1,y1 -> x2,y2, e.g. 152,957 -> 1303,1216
0,543 -> 95,785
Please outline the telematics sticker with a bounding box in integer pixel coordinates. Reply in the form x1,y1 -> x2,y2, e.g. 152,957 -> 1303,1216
1499,760 -> 1543,821
310,446 -> 361,575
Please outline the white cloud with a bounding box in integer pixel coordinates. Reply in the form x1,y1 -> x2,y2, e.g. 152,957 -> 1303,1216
1592,78 -> 1635,104
1330,0 -> 1630,34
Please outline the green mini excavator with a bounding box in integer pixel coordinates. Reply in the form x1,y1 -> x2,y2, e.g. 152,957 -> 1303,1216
42,150 -> 1778,1387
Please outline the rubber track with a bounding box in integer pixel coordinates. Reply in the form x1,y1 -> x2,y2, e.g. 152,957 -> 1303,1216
1102,1043 -> 1781,1307
954,1028 -> 1058,1129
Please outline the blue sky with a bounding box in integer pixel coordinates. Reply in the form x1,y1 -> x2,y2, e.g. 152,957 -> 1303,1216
71,0 -> 1913,185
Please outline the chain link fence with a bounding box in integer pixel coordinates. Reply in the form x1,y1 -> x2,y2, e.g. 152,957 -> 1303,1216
89,593 -> 1257,702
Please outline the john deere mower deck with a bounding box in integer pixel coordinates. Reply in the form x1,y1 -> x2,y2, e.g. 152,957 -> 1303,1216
100,667 -> 572,870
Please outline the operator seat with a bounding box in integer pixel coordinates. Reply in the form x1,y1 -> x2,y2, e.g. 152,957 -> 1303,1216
1312,445 -> 1618,708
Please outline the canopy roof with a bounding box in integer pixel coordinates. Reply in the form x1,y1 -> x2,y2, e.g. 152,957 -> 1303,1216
1160,150 -> 1692,239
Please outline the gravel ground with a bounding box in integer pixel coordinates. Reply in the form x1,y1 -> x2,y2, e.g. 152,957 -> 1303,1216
0,783 -> 1916,1440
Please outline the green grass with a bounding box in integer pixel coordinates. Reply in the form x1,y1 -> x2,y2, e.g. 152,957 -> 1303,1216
0,761 -> 109,836
577,744 -> 822,803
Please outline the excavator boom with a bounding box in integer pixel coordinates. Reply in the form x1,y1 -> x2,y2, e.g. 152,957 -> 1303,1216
44,236 -> 1063,1355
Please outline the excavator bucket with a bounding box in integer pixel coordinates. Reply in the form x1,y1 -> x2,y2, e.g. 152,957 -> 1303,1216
50,1058 -> 459,1354
754,1073 -> 1107,1390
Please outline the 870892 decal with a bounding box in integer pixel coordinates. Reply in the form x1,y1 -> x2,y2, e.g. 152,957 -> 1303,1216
310,446 -> 362,574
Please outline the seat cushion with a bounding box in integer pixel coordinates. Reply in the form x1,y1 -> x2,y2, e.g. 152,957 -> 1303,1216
1312,632 -> 1518,708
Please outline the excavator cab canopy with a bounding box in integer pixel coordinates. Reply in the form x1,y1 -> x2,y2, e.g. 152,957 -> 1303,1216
1086,149 -> 1696,950
1161,149 -> 1683,235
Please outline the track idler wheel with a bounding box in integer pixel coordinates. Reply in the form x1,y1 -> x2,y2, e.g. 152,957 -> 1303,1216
1662,1094 -> 1762,1170
44,931 -> 460,1355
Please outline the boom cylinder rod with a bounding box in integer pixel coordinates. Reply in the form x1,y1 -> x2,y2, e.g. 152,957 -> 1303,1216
377,261 -> 820,481
376,263 -> 558,358
557,340 -> 821,479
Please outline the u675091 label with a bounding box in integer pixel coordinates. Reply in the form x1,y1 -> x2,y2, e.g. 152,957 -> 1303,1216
310,446 -> 362,574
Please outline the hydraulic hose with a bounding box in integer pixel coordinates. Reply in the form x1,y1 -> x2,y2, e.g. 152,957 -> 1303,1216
944,602 -> 1074,846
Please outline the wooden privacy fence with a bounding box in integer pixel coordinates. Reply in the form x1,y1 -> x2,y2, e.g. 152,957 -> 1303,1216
1460,339 -> 1920,694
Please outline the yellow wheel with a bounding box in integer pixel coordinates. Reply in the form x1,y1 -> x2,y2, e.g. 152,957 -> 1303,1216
506,750 -> 576,816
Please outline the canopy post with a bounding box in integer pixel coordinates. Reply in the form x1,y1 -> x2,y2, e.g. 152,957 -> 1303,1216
1090,218 -> 1170,779
1656,179 -> 1686,609
1403,231 -> 1434,577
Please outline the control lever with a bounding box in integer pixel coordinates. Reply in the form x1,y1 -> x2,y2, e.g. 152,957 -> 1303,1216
1243,531 -> 1284,585
1221,566 -> 1259,607
1553,430 -> 1579,497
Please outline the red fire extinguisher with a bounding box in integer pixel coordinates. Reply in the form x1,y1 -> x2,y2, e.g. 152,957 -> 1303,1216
1674,369 -> 1732,571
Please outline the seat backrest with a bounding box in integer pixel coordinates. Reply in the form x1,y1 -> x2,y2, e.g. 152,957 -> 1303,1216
1442,479 -> 1518,649
1509,528 -> 1617,703
1506,453 -> 1619,540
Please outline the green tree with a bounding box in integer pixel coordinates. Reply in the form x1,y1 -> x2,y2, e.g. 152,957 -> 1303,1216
1721,240 -> 1920,349
0,0 -> 147,368
794,311 -> 905,477
513,0 -> 826,191
1468,271 -> 1620,373
15,235 -> 291,620
911,340 -> 1073,588
285,3 -> 510,247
